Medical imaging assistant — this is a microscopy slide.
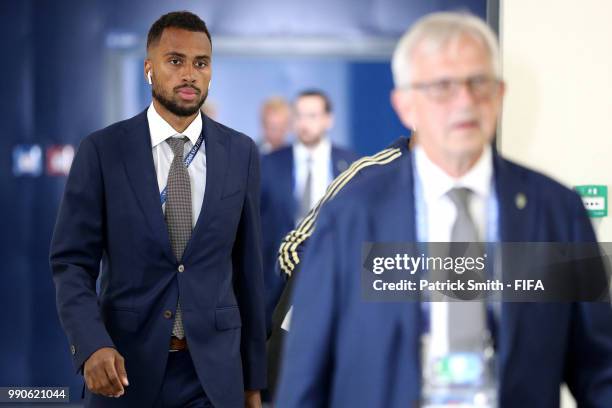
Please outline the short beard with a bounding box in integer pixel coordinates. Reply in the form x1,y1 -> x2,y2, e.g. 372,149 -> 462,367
152,87 -> 207,117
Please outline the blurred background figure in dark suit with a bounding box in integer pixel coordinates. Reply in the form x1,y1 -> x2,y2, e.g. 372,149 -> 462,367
201,100 -> 218,120
259,90 -> 359,399
259,96 -> 292,154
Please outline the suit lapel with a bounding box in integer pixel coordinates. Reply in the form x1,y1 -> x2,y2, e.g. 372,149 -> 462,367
493,153 -> 536,386
182,115 -> 228,261
495,154 -> 534,242
120,110 -> 174,261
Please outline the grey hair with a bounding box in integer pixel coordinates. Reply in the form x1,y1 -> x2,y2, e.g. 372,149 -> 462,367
391,12 -> 501,88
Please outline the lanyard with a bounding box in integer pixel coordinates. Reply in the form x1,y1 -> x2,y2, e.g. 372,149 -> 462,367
159,131 -> 205,205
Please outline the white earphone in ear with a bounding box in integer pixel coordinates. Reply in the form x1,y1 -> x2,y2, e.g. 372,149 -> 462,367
147,71 -> 152,85
208,79 -> 212,91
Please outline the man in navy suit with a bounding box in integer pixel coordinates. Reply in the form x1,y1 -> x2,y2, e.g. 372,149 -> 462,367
260,90 -> 359,328
259,90 -> 358,396
50,11 -> 265,408
276,12 -> 612,407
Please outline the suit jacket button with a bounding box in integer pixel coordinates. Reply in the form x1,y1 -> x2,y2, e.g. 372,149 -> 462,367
178,264 -> 185,273
70,345 -> 76,355
163,310 -> 173,319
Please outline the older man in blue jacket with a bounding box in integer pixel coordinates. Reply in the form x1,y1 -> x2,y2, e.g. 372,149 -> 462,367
276,12 -> 612,407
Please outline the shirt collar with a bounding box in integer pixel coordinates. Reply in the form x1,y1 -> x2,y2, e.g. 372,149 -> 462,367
147,103 -> 203,148
293,137 -> 331,163
415,144 -> 493,202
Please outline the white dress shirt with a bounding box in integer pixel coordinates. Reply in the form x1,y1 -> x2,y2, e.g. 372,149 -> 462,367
147,103 -> 206,228
293,137 -> 333,211
414,144 -> 493,242
414,144 -> 493,358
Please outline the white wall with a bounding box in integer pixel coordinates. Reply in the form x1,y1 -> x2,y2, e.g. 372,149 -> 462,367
499,1 -> 612,406
499,0 -> 612,241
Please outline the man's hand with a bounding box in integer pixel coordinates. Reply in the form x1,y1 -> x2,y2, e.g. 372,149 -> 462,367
245,389 -> 262,408
83,347 -> 129,398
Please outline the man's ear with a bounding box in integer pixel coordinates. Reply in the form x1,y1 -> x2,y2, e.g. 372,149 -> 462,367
144,60 -> 152,84
496,80 -> 506,106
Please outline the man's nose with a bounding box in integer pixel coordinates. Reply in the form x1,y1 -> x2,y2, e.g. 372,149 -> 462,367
452,82 -> 478,107
181,64 -> 196,83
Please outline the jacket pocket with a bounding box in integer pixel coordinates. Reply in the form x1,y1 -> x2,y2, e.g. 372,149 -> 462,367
215,306 -> 242,330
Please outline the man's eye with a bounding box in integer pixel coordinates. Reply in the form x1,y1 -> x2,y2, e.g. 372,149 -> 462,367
433,80 -> 453,92
196,61 -> 208,68
470,76 -> 488,86
170,59 -> 181,65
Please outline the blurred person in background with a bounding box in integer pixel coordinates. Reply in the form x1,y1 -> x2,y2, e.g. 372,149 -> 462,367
50,11 -> 265,408
276,12 -> 612,407
267,134 -> 414,402
258,96 -> 292,154
201,100 -> 218,120
259,89 -> 358,399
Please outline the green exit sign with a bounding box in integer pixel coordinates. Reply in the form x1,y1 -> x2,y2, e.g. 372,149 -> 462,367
575,185 -> 608,218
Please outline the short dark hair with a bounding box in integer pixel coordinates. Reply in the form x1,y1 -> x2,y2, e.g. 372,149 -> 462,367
296,89 -> 333,113
147,11 -> 211,50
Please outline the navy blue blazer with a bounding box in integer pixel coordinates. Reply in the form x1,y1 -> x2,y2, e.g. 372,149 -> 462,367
260,144 -> 359,332
50,109 -> 266,408
277,149 -> 612,407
